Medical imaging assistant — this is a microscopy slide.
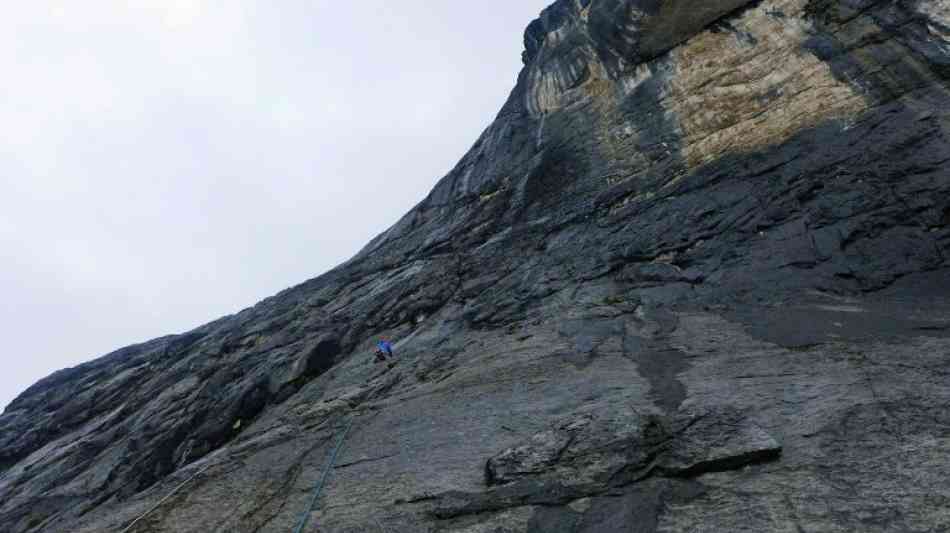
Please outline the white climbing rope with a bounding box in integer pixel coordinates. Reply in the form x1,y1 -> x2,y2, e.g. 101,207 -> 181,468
118,463 -> 212,533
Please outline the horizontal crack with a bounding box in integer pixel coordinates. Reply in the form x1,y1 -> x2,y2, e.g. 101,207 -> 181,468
334,453 -> 399,470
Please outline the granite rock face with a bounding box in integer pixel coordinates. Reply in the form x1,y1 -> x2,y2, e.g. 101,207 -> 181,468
3,0 -> 950,531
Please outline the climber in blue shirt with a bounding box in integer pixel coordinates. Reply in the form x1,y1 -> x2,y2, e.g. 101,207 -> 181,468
375,339 -> 394,363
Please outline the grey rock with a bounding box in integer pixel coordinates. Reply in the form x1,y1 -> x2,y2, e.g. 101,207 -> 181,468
2,0 -> 950,531
659,407 -> 782,478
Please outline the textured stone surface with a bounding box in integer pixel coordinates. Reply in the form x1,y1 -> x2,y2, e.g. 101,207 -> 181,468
2,0 -> 949,531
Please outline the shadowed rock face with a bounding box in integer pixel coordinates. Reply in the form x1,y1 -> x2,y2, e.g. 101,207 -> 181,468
2,0 -> 949,531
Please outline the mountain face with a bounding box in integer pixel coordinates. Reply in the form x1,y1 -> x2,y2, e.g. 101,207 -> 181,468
3,0 -> 950,531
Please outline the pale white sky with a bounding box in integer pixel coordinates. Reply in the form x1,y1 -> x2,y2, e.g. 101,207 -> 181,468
1,1 -> 551,410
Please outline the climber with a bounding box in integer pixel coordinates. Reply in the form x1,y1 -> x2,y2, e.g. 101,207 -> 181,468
374,339 -> 394,363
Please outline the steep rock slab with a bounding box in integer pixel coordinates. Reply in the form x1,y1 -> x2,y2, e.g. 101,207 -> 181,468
2,0 -> 949,531
431,404 -> 780,520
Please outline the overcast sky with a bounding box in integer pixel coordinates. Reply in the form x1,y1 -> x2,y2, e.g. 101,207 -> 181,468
1,1 -> 551,410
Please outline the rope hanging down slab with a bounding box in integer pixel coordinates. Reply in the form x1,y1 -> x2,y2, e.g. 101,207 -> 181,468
293,416 -> 357,533
118,463 -> 212,533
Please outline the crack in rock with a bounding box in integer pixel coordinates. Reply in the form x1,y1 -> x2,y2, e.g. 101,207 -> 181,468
432,404 -> 781,519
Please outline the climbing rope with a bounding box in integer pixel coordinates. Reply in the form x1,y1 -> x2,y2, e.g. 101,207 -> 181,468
118,463 -> 212,533
293,415 -> 358,533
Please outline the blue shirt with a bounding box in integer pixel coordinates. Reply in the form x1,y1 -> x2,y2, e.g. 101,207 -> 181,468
378,341 -> 393,355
